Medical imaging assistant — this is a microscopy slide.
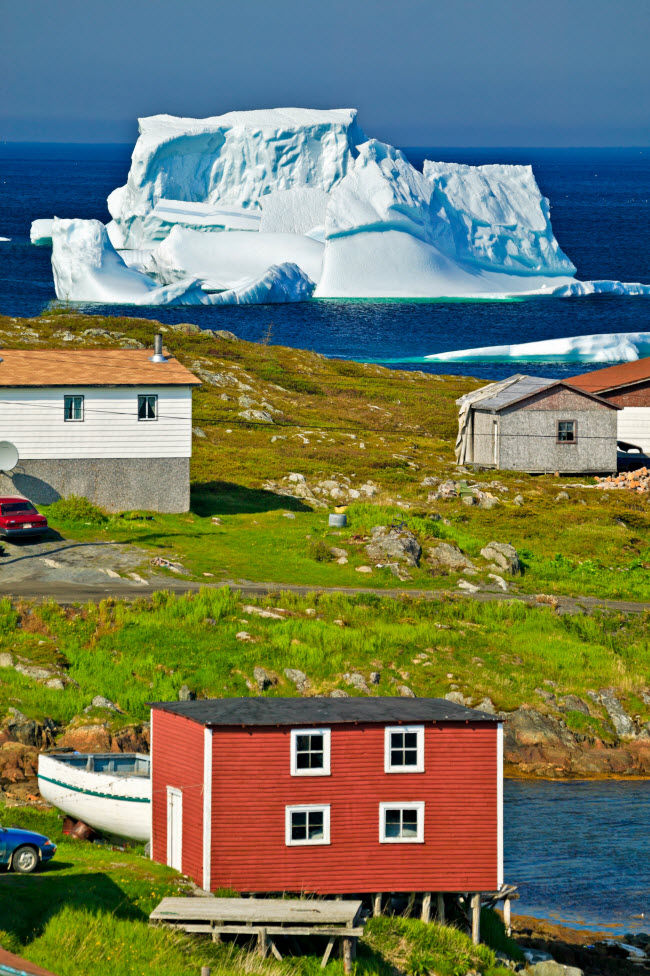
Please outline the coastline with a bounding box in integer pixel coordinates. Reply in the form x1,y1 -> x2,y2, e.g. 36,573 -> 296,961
509,913 -> 649,975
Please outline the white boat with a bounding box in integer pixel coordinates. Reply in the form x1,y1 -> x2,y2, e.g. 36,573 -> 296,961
37,752 -> 151,842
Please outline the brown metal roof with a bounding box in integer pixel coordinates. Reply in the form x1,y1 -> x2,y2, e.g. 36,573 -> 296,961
0,349 -> 201,388
0,946 -> 59,976
569,357 -> 650,394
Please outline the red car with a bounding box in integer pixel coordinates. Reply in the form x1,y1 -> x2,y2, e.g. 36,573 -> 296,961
0,497 -> 48,539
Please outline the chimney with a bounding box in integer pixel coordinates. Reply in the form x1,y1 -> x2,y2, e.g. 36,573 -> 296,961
150,332 -> 167,363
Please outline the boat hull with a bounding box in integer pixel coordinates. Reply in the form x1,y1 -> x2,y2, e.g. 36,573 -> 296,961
38,754 -> 151,842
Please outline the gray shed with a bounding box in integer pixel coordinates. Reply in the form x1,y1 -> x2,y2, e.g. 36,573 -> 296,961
456,374 -> 619,474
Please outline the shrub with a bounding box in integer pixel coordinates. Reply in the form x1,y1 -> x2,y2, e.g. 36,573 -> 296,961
308,539 -> 332,562
47,495 -> 108,525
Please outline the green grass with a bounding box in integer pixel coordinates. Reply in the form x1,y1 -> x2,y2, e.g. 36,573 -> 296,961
0,800 -> 511,976
1,309 -> 649,601
1,589 -> 647,742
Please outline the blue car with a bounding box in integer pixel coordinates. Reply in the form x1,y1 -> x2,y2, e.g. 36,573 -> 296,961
0,825 -> 57,873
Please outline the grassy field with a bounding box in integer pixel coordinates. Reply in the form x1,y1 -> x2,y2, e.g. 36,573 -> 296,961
1,588 -> 648,744
0,799 -> 514,976
1,309 -> 649,602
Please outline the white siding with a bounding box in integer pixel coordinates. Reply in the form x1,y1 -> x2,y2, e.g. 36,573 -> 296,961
618,407 -> 650,454
0,386 -> 193,459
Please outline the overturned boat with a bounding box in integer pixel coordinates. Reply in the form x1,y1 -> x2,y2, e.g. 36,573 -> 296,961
38,752 -> 151,842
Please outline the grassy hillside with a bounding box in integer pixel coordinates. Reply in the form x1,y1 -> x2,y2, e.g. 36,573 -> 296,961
0,799 -> 514,976
1,309 -> 649,602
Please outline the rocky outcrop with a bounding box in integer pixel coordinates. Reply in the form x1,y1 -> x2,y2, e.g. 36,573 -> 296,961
427,542 -> 476,573
480,541 -> 523,575
365,525 -> 422,567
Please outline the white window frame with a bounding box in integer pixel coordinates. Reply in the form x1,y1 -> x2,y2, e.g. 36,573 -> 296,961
384,725 -> 425,773
138,393 -> 158,422
290,728 -> 331,776
379,801 -> 425,844
63,394 -> 84,422
285,804 -> 331,846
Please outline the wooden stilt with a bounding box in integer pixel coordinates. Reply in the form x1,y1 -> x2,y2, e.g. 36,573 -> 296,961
373,892 -> 382,917
257,928 -> 268,957
321,937 -> 336,968
405,892 -> 416,917
269,937 -> 283,962
201,968 -> 211,976
342,937 -> 354,974
471,894 -> 481,945
436,893 -> 445,924
421,893 -> 431,924
503,897 -> 511,936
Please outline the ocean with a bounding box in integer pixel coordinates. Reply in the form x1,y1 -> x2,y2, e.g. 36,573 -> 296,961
1,144 -> 650,380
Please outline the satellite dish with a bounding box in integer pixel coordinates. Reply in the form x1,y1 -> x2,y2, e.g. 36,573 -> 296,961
0,441 -> 19,472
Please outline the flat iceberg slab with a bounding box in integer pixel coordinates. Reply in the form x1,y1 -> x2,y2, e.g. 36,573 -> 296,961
202,263 -> 314,305
426,332 -> 650,364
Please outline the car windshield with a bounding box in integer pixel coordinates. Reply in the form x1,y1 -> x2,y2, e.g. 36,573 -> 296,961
1,502 -> 36,515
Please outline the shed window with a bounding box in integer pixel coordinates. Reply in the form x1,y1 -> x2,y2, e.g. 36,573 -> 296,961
285,805 -> 330,846
384,725 -> 424,773
64,395 -> 84,422
290,728 -> 331,776
557,420 -> 576,443
138,394 -> 158,421
379,802 -> 424,843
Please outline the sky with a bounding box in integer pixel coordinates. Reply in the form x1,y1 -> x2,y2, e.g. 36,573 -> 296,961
2,0 -> 649,146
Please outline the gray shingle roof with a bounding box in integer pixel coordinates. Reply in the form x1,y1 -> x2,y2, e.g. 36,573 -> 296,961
149,696 -> 499,726
470,374 -> 556,412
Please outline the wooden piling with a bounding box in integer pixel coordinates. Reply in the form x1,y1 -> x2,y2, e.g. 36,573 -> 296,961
471,894 -> 481,945
503,897 -> 511,936
373,893 -> 382,917
421,893 -> 431,923
405,892 -> 416,917
257,928 -> 268,957
436,893 -> 445,924
342,937 -> 355,974
201,968 -> 211,976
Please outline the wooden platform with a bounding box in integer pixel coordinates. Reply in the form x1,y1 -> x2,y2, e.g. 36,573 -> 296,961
150,896 -> 365,971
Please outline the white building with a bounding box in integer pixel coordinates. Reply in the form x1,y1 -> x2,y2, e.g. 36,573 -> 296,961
0,337 -> 200,512
570,358 -> 650,455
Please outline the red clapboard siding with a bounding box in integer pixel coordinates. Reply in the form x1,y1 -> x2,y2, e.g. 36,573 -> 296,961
209,722 -> 498,894
151,709 -> 205,879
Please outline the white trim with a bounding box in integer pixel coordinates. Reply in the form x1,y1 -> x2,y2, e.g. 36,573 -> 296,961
497,723 -> 504,887
202,727 -> 213,892
166,786 -> 183,871
285,804 -> 331,846
384,725 -> 425,773
379,801 -> 425,843
290,728 -> 331,776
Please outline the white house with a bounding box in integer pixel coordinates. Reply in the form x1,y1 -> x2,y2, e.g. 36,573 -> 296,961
0,336 -> 201,512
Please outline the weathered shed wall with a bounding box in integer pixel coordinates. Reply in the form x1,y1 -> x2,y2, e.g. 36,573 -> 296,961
208,722 -> 499,894
469,410 -> 498,466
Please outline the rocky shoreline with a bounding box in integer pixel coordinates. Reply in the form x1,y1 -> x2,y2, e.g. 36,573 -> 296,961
511,914 -> 649,976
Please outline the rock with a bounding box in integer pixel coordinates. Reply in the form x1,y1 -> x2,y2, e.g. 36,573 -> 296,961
333,619 -> 345,627
488,573 -> 508,591
457,579 -> 479,593
0,653 -> 13,668
253,666 -> 276,691
559,695 -> 590,715
178,684 -> 195,702
370,672 -> 381,684
356,565 -> 373,574
365,525 -> 422,567
242,604 -> 285,620
445,691 -> 471,706
88,695 -> 121,713
480,541 -> 522,575
477,697 -> 496,714
284,668 -> 310,693
462,494 -> 477,507
420,476 -> 439,487
514,494 -> 524,506
0,741 -> 39,784
598,688 -> 636,737
343,672 -> 370,693
398,685 -> 416,698
236,631 -> 253,641
45,678 -> 65,691
239,409 -> 274,424
214,329 -> 237,340
329,547 -> 348,559
14,663 -> 55,681
359,483 -> 378,497
283,511 -> 296,519
4,708 -> 54,748
238,394 -> 256,408
211,516 -> 222,525
330,689 -> 349,698
288,472 -> 306,484
555,491 -> 570,501
527,962 -> 583,976
336,556 -> 348,565
58,723 -> 112,752
427,542 -> 475,573
192,426 -> 207,438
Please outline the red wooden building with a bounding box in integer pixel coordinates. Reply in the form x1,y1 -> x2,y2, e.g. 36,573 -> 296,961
149,697 -> 503,900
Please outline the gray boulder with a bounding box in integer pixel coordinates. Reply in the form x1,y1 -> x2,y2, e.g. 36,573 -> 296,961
88,695 -> 122,713
284,668 -> 310,693
253,666 -> 276,692
480,541 -> 522,575
178,684 -> 195,702
365,525 -> 421,567
527,962 -> 583,976
0,653 -> 13,668
343,672 -> 370,694
599,688 -> 636,737
427,542 -> 475,573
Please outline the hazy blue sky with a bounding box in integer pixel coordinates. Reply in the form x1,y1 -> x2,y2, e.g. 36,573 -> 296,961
2,0 -> 649,145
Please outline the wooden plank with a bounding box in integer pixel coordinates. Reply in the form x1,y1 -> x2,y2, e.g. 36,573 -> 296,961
321,938 -> 336,968
471,894 -> 481,946
421,893 -> 431,924
436,893 -> 445,924
150,897 -> 361,926
159,923 -> 365,937
269,938 -> 283,962
258,928 -> 268,957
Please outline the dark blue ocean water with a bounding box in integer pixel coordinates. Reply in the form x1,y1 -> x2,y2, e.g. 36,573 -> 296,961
1,144 -> 650,380
505,780 -> 649,933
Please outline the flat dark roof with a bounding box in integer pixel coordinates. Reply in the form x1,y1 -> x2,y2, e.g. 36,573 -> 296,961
149,696 -> 499,727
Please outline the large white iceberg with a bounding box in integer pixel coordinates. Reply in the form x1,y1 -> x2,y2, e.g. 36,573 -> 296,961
426,332 -> 650,364
35,106 -> 650,308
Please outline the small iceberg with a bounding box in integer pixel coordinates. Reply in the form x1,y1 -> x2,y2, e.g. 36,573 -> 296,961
426,332 -> 650,364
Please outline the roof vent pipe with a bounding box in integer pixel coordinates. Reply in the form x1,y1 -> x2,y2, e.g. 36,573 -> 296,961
150,332 -> 167,363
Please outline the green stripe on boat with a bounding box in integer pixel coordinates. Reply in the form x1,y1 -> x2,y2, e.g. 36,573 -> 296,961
37,773 -> 150,803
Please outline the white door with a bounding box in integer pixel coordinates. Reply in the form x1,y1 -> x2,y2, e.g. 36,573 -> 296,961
166,787 -> 183,871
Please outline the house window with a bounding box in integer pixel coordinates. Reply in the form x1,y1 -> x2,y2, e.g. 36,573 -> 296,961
379,802 -> 425,843
557,420 -> 576,443
64,395 -> 84,422
290,728 -> 331,776
384,726 -> 424,773
285,805 -> 330,846
138,394 -> 158,421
